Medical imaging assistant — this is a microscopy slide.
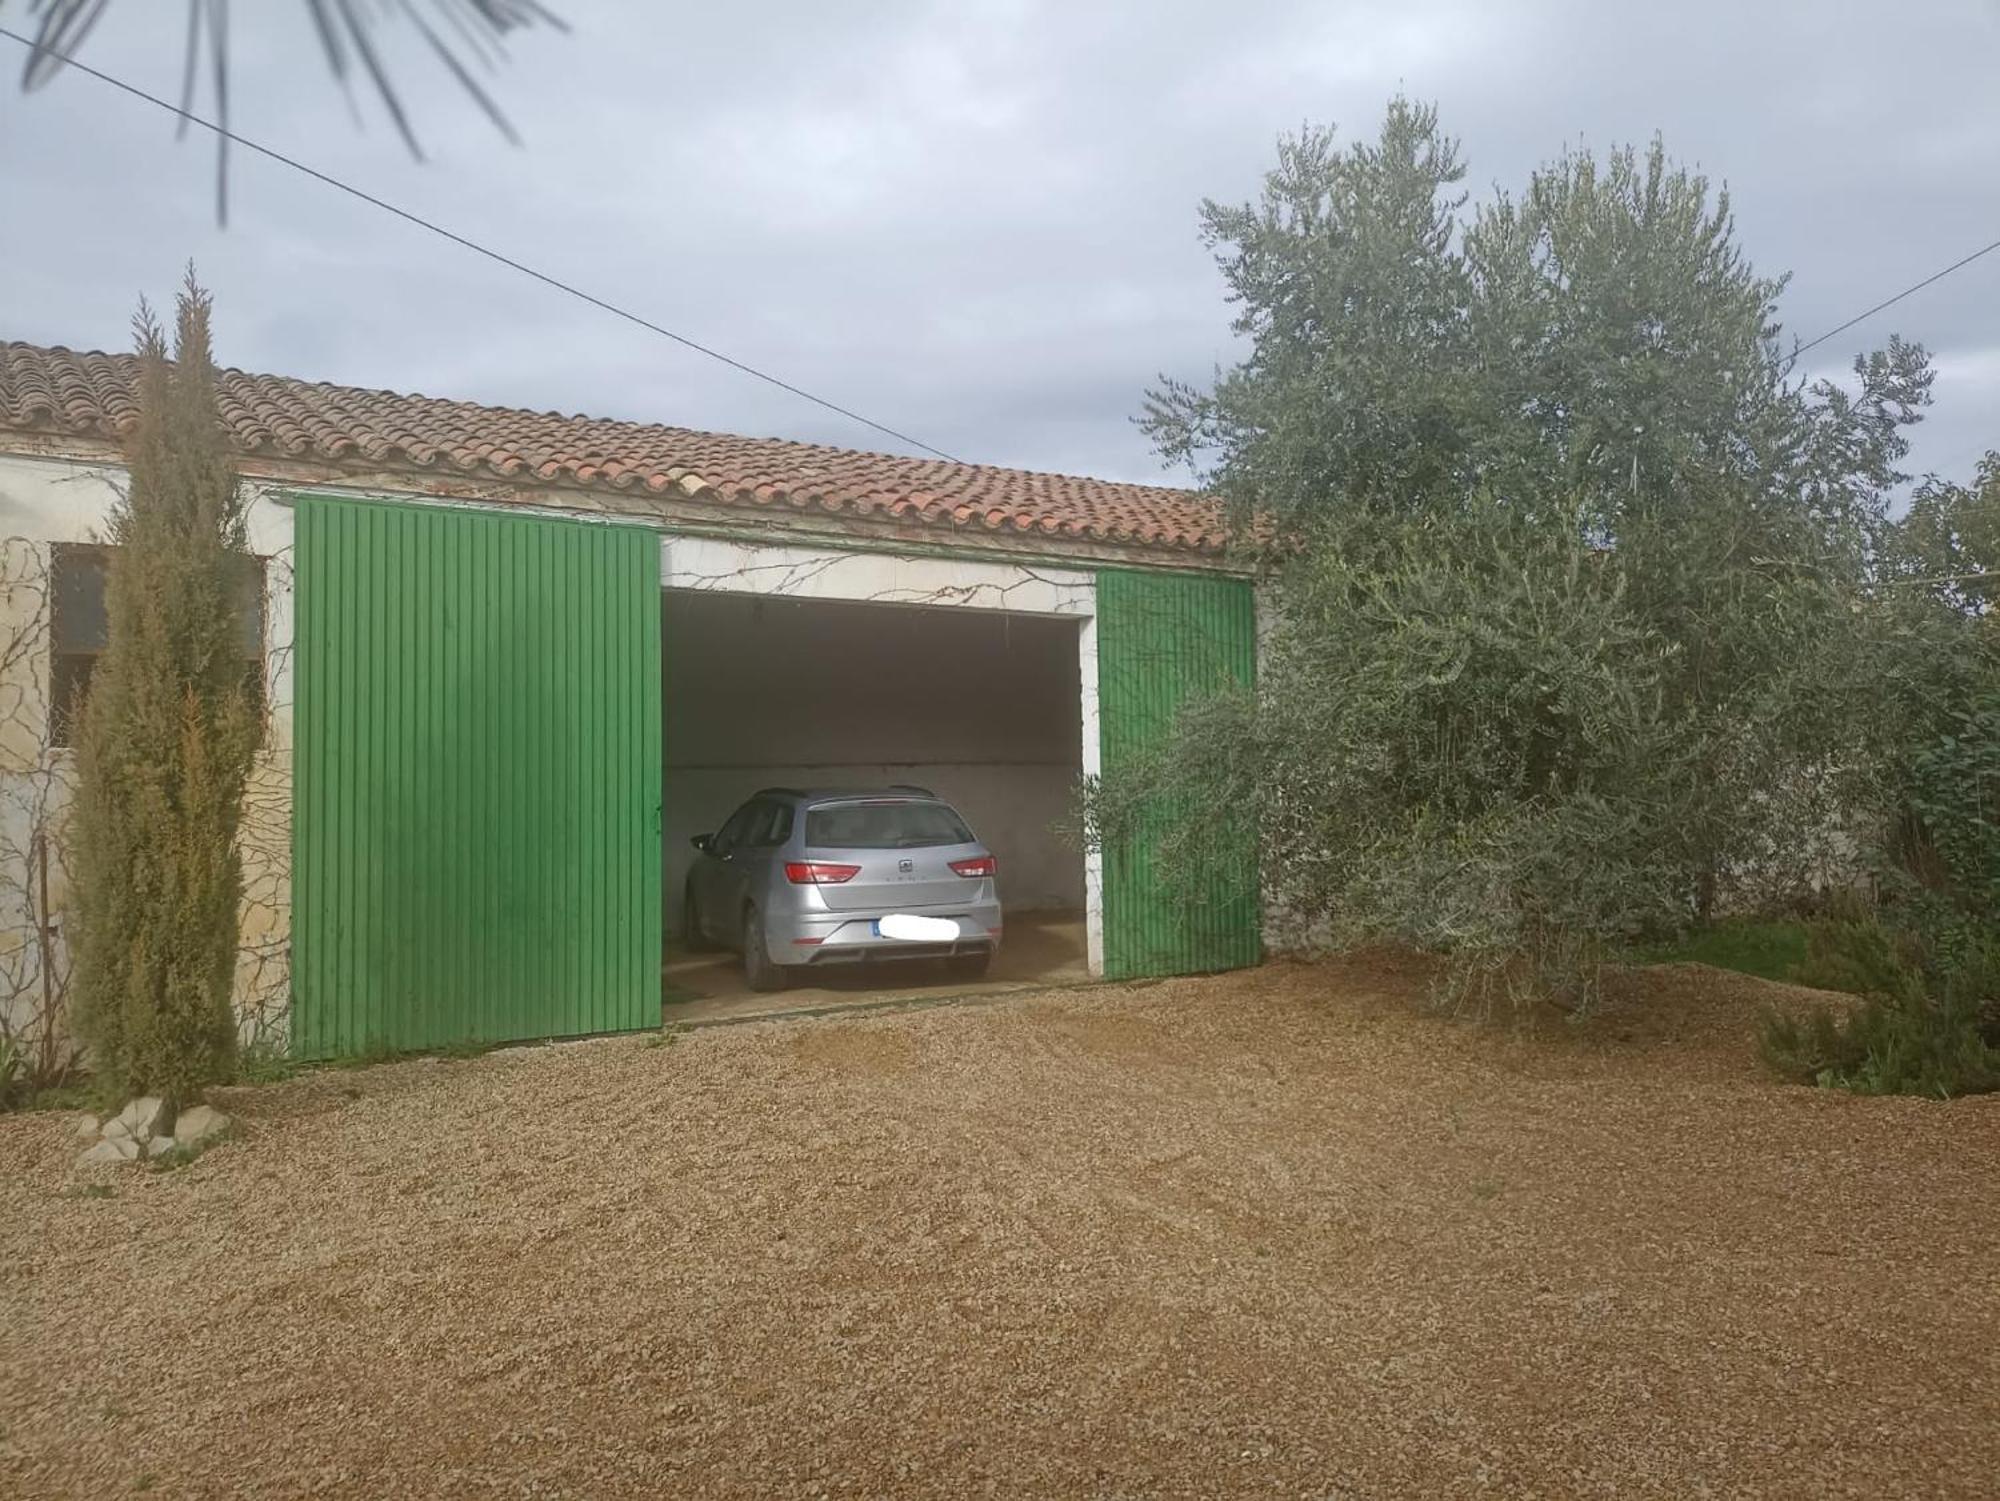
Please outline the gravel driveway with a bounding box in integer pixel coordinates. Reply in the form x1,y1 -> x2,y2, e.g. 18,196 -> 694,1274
3,958 -> 1996,1498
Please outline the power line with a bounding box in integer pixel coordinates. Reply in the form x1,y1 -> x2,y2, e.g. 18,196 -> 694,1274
19,24 -> 1994,459
0,25 -> 966,464
1783,234 -> 2000,372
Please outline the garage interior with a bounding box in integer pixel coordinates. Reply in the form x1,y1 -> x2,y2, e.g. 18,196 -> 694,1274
660,589 -> 1089,1008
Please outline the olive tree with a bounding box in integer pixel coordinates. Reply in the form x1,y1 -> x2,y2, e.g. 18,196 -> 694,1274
1096,100 -> 1933,1007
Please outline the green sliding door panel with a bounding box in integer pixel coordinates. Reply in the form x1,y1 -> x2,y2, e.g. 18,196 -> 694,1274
292,497 -> 661,1056
1096,568 -> 1259,979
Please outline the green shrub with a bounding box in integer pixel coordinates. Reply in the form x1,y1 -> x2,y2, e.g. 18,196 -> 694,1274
232,1038 -> 303,1086
1793,914 -> 1918,997
1903,694 -> 2000,912
1761,920 -> 2000,1097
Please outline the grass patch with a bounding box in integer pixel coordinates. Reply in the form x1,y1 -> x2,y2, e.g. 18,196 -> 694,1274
234,1040 -> 306,1086
1638,919 -> 1810,983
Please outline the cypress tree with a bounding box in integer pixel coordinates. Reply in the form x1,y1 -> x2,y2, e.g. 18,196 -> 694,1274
71,274 -> 257,1115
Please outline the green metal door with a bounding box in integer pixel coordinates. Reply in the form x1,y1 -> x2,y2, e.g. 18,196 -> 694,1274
291,497 -> 661,1056
1096,568 -> 1260,979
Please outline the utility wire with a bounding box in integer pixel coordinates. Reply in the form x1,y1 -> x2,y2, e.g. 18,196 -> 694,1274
0,24 -> 966,464
17,25 -> 1993,458
1783,234 -> 2000,372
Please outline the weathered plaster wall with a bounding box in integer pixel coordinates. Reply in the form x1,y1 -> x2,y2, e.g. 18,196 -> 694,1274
0,452 -> 1146,1058
0,453 -> 294,1052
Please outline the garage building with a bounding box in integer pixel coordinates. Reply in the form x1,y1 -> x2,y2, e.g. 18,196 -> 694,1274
0,341 -> 1259,1056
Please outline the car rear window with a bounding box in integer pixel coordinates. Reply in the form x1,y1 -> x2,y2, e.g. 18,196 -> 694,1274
805,800 -> 974,850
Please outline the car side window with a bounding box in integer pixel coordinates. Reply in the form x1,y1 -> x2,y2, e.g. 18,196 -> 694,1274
736,802 -> 774,851
749,802 -> 793,849
712,802 -> 758,856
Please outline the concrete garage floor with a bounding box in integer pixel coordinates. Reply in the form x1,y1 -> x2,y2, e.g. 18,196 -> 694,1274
660,909 -> 1089,1026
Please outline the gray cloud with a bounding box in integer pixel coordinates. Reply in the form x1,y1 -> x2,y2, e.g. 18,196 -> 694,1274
1,0 -> 1994,488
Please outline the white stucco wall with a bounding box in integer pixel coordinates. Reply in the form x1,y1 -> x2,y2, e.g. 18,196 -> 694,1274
3,430 -> 1241,1064
0,455 -> 1131,1056
0,452 -> 295,1050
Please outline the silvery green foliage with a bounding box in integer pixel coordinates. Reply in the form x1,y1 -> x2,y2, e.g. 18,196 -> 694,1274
1145,99 -> 1929,549
1081,499 -> 1693,1010
1869,455 -> 2000,911
1886,454 -> 2000,618
1104,101 -> 1942,1010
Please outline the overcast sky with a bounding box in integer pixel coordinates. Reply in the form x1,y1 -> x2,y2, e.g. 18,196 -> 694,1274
2,1 -> 1996,491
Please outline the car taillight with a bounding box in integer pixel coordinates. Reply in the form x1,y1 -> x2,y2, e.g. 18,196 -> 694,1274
785,861 -> 860,885
949,855 -> 997,878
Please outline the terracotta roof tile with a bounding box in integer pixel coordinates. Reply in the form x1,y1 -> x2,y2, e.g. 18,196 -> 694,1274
0,342 -> 1233,556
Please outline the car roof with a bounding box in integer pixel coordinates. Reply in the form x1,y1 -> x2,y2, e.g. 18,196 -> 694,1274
749,785 -> 941,805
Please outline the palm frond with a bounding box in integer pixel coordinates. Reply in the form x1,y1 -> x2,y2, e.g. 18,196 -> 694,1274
11,0 -> 565,222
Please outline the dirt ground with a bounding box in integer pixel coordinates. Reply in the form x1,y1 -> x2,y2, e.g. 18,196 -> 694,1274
3,958 -> 1996,1499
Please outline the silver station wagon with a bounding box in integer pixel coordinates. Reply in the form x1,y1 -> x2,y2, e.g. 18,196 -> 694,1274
684,787 -> 1003,991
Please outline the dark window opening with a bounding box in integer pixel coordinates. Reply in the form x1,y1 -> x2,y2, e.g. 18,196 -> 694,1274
709,800 -> 759,857
746,801 -> 793,848
50,543 -> 268,749
805,800 -> 974,850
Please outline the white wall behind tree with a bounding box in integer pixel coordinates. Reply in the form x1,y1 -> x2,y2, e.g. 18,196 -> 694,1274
662,591 -> 1085,928
0,453 -> 294,1052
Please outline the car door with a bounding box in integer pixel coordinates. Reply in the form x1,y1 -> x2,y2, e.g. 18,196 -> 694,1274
697,800 -> 760,940
732,799 -> 793,933
732,800 -> 792,940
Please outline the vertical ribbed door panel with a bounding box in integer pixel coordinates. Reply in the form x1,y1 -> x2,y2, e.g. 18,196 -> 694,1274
292,497 -> 661,1055
1095,568 -> 1259,979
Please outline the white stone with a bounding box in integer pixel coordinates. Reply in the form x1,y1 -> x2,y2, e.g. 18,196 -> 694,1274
78,1138 -> 139,1166
173,1105 -> 229,1146
145,1135 -> 178,1158
118,1096 -> 166,1138
74,1114 -> 101,1140
101,1117 -> 132,1142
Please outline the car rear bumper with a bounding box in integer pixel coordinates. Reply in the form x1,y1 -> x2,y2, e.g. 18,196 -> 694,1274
765,901 -> 1003,966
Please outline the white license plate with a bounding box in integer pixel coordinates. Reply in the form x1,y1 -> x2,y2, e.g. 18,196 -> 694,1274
872,914 -> 961,942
